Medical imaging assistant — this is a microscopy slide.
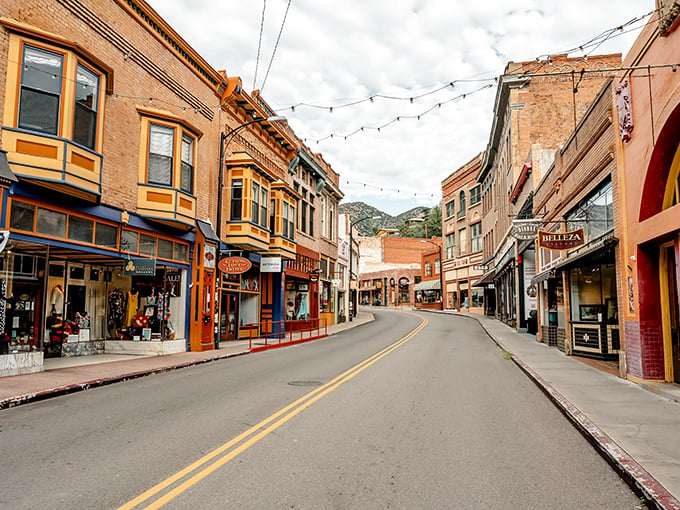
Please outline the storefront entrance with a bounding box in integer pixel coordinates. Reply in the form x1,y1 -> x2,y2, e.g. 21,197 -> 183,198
219,292 -> 239,341
662,242 -> 680,383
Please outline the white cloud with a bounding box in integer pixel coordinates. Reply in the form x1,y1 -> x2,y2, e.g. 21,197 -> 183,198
147,0 -> 650,216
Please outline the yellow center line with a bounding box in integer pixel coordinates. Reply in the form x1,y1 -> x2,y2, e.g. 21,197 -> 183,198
119,314 -> 428,510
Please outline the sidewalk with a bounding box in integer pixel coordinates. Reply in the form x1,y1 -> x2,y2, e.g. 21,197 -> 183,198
1,309 -> 679,509
0,312 -> 374,410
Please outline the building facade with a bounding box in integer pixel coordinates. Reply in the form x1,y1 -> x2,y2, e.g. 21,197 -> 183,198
442,153 -> 485,313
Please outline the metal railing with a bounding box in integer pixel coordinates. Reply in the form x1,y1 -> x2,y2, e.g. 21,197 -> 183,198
247,318 -> 328,351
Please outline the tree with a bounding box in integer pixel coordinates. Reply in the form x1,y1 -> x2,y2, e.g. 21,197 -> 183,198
397,206 -> 442,238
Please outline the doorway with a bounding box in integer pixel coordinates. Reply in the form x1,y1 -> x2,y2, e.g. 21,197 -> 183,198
220,292 -> 238,341
661,243 -> 680,383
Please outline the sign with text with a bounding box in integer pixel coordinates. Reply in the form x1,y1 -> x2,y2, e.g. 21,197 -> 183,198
260,256 -> 282,273
123,257 -> 156,276
537,228 -> 586,251
218,256 -> 252,274
510,219 -> 540,241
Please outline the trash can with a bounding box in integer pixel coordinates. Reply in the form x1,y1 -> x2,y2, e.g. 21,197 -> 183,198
527,310 -> 538,335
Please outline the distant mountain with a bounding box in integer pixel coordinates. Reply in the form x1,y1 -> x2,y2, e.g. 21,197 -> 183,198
339,202 -> 429,236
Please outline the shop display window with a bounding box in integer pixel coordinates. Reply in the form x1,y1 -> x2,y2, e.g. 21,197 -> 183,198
569,263 -> 617,323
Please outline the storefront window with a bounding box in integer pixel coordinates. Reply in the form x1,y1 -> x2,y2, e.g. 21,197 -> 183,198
567,179 -> 613,243
67,216 -> 94,244
174,243 -> 188,263
121,229 -> 139,252
36,208 -> 66,238
10,201 -> 35,231
471,288 -> 484,308
139,234 -> 156,256
569,263 -> 617,322
158,239 -> 173,260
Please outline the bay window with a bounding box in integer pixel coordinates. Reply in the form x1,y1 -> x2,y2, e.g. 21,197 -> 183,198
19,45 -> 63,136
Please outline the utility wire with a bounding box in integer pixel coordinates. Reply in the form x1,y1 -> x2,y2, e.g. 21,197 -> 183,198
253,0 -> 267,90
260,0 -> 292,92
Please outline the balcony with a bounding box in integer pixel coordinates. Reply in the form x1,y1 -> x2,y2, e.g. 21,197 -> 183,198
2,127 -> 101,202
137,184 -> 196,230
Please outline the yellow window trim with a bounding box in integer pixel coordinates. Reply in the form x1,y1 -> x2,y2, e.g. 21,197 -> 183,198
136,106 -> 203,139
1,17 -> 114,93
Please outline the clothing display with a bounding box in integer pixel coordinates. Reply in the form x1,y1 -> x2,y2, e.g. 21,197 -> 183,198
108,288 -> 125,334
0,278 -> 7,334
50,284 -> 64,314
125,290 -> 139,327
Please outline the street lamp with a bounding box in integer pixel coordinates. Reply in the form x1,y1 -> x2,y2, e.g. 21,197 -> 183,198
348,215 -> 380,321
421,239 -> 444,311
217,115 -> 287,239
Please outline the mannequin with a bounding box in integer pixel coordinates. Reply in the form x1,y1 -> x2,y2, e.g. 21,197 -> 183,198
50,284 -> 64,315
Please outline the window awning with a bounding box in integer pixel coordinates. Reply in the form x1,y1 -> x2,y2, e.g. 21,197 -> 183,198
413,279 -> 441,291
531,269 -> 558,285
553,234 -> 617,272
0,150 -> 18,186
473,269 -> 496,287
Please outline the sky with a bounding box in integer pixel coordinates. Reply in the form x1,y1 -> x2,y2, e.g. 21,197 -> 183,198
147,0 -> 652,216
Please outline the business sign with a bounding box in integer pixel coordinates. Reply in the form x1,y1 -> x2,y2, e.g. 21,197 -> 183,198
260,256 -> 282,273
398,277 -> 410,286
123,257 -> 156,276
218,256 -> 252,274
510,219 -> 540,241
204,244 -> 216,269
537,228 -> 586,251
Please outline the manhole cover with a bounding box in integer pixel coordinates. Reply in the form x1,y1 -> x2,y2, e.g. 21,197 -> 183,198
288,380 -> 323,387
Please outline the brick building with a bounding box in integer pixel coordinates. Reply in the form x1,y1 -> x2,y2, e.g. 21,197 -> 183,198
477,53 -> 622,331
532,79 -> 623,366
441,152 -> 485,313
615,1 -> 680,384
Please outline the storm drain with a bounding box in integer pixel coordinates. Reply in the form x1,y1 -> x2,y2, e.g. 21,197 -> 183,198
288,380 -> 323,387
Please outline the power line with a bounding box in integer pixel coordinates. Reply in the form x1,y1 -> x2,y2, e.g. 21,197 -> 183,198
260,0 -> 292,92
253,0 -> 267,90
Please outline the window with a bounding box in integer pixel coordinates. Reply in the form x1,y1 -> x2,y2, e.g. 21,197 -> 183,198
139,233 -> 157,256
73,64 -> 99,149
283,203 -> 289,238
309,206 -> 315,236
252,182 -> 260,224
458,190 -> 467,218
435,258 -> 441,274
121,229 -> 139,253
471,288 -> 484,307
230,179 -> 243,220
36,208 -> 66,238
458,228 -> 467,256
425,261 -> 432,276
445,200 -> 455,218
158,238 -> 173,259
95,223 -> 117,249
470,185 -> 481,205
19,46 -> 63,135
288,205 -> 295,240
68,216 -> 94,243
301,203 -> 307,234
180,134 -> 194,193
470,222 -> 482,252
329,206 -> 334,240
445,232 -> 455,259
566,179 -> 613,243
10,201 -> 35,232
148,123 -> 174,186
270,199 -> 275,232
260,188 -> 268,229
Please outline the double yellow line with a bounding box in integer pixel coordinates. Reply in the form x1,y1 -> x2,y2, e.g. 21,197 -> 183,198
120,314 -> 428,510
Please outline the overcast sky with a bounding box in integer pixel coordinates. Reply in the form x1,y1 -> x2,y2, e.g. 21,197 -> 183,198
147,0 -> 651,216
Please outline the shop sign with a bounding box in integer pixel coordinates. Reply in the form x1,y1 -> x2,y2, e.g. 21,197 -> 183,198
218,256 -> 252,274
398,277 -> 409,286
165,268 -> 181,283
538,228 -> 586,251
309,273 -> 319,283
204,244 -> 216,269
473,264 -> 489,271
261,256 -> 282,273
510,219 -> 540,241
123,257 -> 156,276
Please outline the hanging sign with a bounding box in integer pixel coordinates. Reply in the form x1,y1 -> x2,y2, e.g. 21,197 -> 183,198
218,256 -> 252,274
204,244 -> 216,269
123,257 -> 156,276
510,219 -> 540,241
309,273 -> 319,283
0,230 -> 9,253
537,228 -> 586,251
260,256 -> 282,273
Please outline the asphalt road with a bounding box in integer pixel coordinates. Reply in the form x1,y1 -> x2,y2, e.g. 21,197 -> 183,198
0,309 -> 641,509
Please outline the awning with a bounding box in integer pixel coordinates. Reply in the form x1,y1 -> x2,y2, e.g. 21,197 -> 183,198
531,269 -> 558,285
0,150 -> 18,185
413,279 -> 441,291
196,219 -> 219,243
473,269 -> 496,287
553,234 -> 618,272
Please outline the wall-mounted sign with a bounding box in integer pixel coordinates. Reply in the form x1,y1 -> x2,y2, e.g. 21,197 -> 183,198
510,219 -> 540,241
123,257 -> 156,276
537,228 -> 586,251
261,256 -> 282,273
398,277 -> 410,286
204,244 -> 216,269
473,264 -> 489,271
218,256 -> 252,274
309,272 -> 319,283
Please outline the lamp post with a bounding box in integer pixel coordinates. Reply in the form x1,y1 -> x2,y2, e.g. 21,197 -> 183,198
421,239 -> 444,311
348,215 -> 380,321
217,115 -> 286,239
215,115 -> 286,348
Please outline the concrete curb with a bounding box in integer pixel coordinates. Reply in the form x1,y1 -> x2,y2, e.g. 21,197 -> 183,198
0,349 -> 250,410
